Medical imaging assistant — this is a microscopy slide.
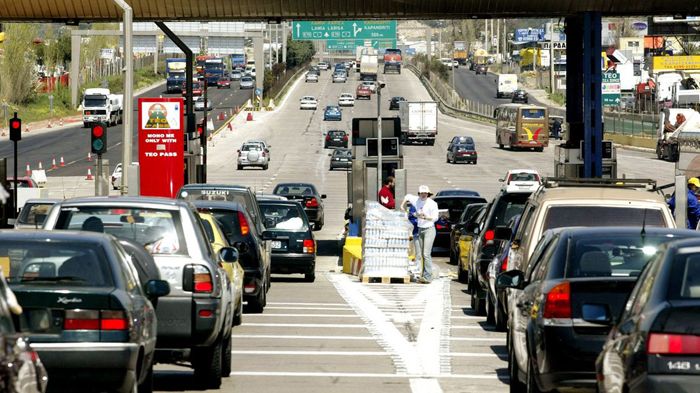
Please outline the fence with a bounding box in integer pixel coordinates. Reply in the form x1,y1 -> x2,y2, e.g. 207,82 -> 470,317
78,53 -> 156,86
603,112 -> 658,138
266,62 -> 310,101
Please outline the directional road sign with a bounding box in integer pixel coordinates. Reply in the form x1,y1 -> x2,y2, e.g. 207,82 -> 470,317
292,20 -> 397,41
602,71 -> 621,107
327,39 -> 397,51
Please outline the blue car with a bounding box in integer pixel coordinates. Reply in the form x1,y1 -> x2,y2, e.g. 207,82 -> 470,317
323,105 -> 342,121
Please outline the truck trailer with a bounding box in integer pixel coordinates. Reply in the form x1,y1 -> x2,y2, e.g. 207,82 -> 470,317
398,101 -> 438,145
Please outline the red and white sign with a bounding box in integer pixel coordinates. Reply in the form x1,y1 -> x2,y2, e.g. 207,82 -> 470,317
138,97 -> 184,198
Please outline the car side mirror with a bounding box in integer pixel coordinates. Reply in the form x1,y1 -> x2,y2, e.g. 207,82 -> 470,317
218,247 -> 239,263
145,279 -> 171,298
321,194 -> 327,199
494,226 -> 512,241
262,230 -> 276,241
498,178 -> 505,182
496,270 -> 526,290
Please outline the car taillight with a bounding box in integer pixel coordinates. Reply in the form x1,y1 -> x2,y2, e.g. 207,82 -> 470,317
543,281 -> 571,319
64,310 -> 129,330
483,229 -> 495,242
238,211 -> 250,236
326,135 -> 331,141
100,310 -> 129,330
647,333 -> 700,355
192,265 -> 213,293
436,223 -> 447,230
306,198 -> 319,208
303,239 -> 315,254
262,151 -> 267,157
343,135 -> 348,141
501,255 -> 509,272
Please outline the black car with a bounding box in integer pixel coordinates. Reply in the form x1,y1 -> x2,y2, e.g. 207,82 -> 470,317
467,189 -> 531,315
5,230 -> 170,393
259,200 -> 316,282
512,89 -> 529,103
446,142 -> 478,164
499,227 -> 700,393
475,64 -> 488,75
485,214 -> 521,332
389,96 -> 406,110
329,148 -> 352,171
273,183 -> 326,231
433,195 -> 487,255
596,236 -> 700,393
449,202 -> 487,265
324,130 -> 349,149
447,136 -> 474,151
436,189 -> 480,197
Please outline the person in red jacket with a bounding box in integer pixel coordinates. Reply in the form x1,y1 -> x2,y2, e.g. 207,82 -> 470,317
378,176 -> 395,209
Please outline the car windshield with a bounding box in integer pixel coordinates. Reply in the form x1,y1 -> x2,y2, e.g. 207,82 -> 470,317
241,77 -> 252,82
508,172 -> 539,182
3,241 -> 113,287
543,206 -> 666,231
274,185 -> 316,196
329,131 -> 345,137
54,207 -> 187,256
260,204 -> 308,231
567,234 -> 680,278
17,203 -> 54,226
455,143 -> 475,151
327,107 -> 339,112
670,254 -> 700,299
436,197 -> 487,222
302,97 -> 315,101
341,94 -> 352,98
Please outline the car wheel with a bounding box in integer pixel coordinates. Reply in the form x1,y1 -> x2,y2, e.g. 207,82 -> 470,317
499,143 -> 504,149
137,363 -> 153,393
221,332 -> 232,377
656,144 -> 663,160
527,357 -> 543,393
446,155 -> 450,163
237,165 -> 243,170
263,164 -> 269,170
509,342 -> 526,393
472,284 -> 486,316
232,297 -> 243,326
470,281 -> 477,310
304,272 -> 316,282
486,294 -> 496,325
246,287 -> 266,313
192,338 -> 223,389
315,221 -> 324,231
449,248 -> 457,265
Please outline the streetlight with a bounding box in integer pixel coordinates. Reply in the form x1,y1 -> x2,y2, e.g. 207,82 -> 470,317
376,81 -> 386,195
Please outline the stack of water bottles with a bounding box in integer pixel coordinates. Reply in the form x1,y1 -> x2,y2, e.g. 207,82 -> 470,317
362,201 -> 412,278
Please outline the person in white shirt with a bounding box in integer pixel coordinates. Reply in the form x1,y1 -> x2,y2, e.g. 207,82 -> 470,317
414,185 -> 439,283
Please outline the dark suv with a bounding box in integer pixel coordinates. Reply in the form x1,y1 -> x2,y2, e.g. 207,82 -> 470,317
178,184 -> 272,313
467,190 -> 531,315
324,130 -> 348,149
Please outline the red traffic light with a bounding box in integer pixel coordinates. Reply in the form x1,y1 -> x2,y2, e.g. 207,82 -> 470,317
10,120 -> 20,129
92,125 -> 104,137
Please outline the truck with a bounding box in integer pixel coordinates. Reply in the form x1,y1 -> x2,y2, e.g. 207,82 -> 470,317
81,88 -> 123,128
656,107 -> 700,162
383,48 -> 402,74
656,71 -> 700,108
230,53 -> 246,70
165,58 -> 187,93
398,101 -> 438,145
355,47 -> 364,71
496,74 -> 518,98
453,49 -> 468,65
360,52 -> 378,81
204,57 -> 225,86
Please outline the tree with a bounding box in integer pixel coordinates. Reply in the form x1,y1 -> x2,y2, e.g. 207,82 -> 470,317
286,39 -> 315,68
0,23 -> 39,104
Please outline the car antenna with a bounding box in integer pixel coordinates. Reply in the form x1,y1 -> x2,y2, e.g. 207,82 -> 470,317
641,208 -> 647,240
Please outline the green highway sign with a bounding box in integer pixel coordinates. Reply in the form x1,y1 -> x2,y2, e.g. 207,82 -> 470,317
292,20 -> 397,41
602,71 -> 621,107
326,39 -> 397,51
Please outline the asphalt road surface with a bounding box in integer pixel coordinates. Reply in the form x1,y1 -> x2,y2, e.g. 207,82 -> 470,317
147,65 -> 675,393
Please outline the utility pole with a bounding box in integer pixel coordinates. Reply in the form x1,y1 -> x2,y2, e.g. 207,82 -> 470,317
549,19 -> 555,93
113,0 -> 133,195
496,19 -> 500,60
282,21 -> 287,66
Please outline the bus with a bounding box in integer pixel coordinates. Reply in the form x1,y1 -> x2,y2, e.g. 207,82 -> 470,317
493,104 -> 549,151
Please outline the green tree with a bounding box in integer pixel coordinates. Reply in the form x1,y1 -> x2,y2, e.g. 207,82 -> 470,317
0,23 -> 39,104
286,39 -> 315,68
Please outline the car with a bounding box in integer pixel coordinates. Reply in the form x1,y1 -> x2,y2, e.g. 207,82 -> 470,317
323,105 -> 342,121
338,93 -> 355,107
259,200 -> 317,281
455,203 -> 488,281
308,66 -> 320,75
6,177 -> 37,189
475,64 -> 488,75
181,81 -> 203,96
231,71 -> 242,81
237,142 -> 269,170
332,73 -> 347,83
305,72 -> 319,83
14,198 -> 58,229
433,195 -> 487,255
197,211 -> 244,326
485,213 -> 521,331
500,227 -> 700,393
317,62 -> 329,70
512,89 -> 529,103
194,96 -> 213,111
217,76 -> 231,89
178,184 -> 272,314
109,162 -> 139,191
389,96 -> 406,110
300,96 -> 318,110
452,60 -> 459,68
272,183 -> 326,231
356,84 -> 372,100
246,139 -> 272,160
324,130 -> 349,149
499,169 -> 542,193
5,230 -> 172,392
447,136 -> 475,151
435,189 -> 481,197
361,81 -> 378,93
440,58 -> 453,69
0,262 -> 47,393
329,148 -> 352,171
239,76 -> 255,89
596,236 -> 700,393
43,197 -> 238,389
446,142 -> 478,164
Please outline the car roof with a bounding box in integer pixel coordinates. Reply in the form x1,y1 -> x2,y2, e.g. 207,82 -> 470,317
191,200 -> 245,211
435,189 -> 480,196
275,182 -> 317,189
58,196 -> 186,208
507,169 -> 539,174
434,195 -> 487,202
532,187 -> 668,203
258,200 -> 305,208
181,183 -> 250,192
554,226 -> 698,238
0,229 -> 115,245
22,198 -> 60,204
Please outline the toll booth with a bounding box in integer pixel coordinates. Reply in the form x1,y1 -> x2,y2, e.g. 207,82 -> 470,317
554,140 -> 618,179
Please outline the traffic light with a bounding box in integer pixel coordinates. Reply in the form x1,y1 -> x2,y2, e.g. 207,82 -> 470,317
197,122 -> 204,136
9,113 -> 21,142
91,122 -> 107,155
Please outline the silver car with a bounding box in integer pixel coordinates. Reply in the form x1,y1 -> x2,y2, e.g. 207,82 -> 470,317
231,71 -> 242,81
237,143 -> 269,170
332,73 -> 347,83
305,73 -> 319,83
240,76 -> 255,89
194,97 -> 213,111
14,198 -> 58,229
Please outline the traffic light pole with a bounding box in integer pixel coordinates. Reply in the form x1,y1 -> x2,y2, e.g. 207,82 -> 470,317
202,79 -> 208,183
96,154 -> 104,196
12,134 -> 17,216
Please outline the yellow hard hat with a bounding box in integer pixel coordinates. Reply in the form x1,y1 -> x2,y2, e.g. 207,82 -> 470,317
689,178 -> 700,188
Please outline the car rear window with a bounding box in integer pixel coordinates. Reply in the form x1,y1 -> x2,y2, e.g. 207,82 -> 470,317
436,197 -> 487,223
567,234 -> 684,278
334,149 -> 352,157
260,204 -> 308,231
669,254 -> 700,299
490,193 -> 530,227
455,143 -> 475,151
54,207 -> 187,256
3,241 -> 113,287
202,209 -> 243,241
543,206 -> 666,231
274,185 -> 315,196
509,173 -> 539,182
242,144 -> 262,151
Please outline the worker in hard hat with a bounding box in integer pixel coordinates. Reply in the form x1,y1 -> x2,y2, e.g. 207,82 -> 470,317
668,177 -> 700,230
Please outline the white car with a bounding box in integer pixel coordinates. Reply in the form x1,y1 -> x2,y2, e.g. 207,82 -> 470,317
338,93 -> 355,107
318,62 -> 329,70
110,162 -> 139,190
305,73 -> 319,83
240,76 -> 255,89
246,139 -> 271,161
194,97 -> 212,111
300,96 -> 318,110
452,60 -> 459,68
237,142 -> 269,170
332,73 -> 347,83
361,81 -> 378,93
440,58 -> 453,69
499,169 -> 542,193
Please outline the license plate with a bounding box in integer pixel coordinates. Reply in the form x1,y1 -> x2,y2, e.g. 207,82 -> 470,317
271,241 -> 282,249
340,158 -> 348,162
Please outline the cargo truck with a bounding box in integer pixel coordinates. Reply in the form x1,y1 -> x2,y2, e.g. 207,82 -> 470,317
81,88 -> 123,128
383,48 -> 402,74
360,52 -> 378,81
165,58 -> 187,93
230,53 -> 246,70
453,49 -> 468,65
398,101 -> 438,145
204,58 -> 225,86
496,74 -> 518,98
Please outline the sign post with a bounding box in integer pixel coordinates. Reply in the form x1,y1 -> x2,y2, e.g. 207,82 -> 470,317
602,71 -> 621,107
138,98 -> 185,198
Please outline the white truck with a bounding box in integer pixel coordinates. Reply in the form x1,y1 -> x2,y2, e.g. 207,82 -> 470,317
81,88 -> 124,127
360,49 -> 378,81
398,101 -> 438,145
655,71 -> 700,107
496,74 -> 518,98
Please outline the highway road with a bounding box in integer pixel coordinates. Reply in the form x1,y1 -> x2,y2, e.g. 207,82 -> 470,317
147,64 -> 675,393
0,79 -> 254,177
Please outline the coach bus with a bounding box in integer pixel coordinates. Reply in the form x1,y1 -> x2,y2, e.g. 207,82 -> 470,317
493,104 -> 549,151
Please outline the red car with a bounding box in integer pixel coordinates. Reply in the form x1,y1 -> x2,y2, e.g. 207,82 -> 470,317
181,81 -> 203,96
356,84 -> 371,100
217,77 -> 231,89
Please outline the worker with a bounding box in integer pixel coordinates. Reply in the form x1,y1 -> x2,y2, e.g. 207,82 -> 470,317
378,176 -> 395,209
668,177 -> 700,230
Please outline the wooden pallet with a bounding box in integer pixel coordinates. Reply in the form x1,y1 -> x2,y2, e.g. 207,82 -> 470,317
360,275 -> 411,284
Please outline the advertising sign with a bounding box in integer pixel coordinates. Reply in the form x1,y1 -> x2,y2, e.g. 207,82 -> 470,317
138,98 -> 184,198
602,72 -> 621,107
515,28 -> 543,43
652,55 -> 700,72
100,48 -> 115,60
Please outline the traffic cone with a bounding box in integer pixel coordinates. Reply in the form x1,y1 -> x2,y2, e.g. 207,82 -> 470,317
228,123 -> 233,132
59,118 -> 64,127
218,112 -> 225,121
85,168 -> 94,180
47,120 -> 53,128
246,112 -> 253,121
38,161 -> 43,170
25,163 -> 31,177
60,156 -> 65,167
87,152 -> 92,162
51,157 -> 57,169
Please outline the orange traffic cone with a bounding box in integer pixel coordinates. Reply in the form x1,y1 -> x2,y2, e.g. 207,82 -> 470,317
228,123 -> 233,132
85,168 -> 94,180
60,156 -> 65,167
51,157 -> 57,169
246,112 -> 253,121
87,152 -> 92,162
218,112 -> 225,121
25,163 -> 31,177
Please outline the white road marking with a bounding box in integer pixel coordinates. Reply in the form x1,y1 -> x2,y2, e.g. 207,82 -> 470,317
244,313 -> 360,318
267,302 -> 349,306
446,352 -> 501,358
410,378 -> 445,392
449,337 -> 506,342
231,334 -> 374,340
231,350 -> 388,356
263,306 -> 353,311
241,323 -> 366,328
229,371 -> 502,380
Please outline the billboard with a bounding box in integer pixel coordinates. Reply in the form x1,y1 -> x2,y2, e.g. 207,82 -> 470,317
515,28 -> 543,43
652,55 -> 700,72
138,98 -> 185,198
